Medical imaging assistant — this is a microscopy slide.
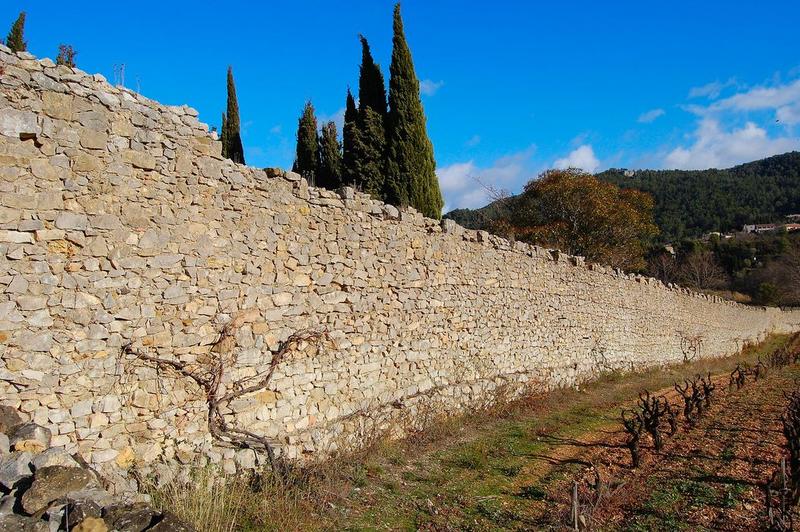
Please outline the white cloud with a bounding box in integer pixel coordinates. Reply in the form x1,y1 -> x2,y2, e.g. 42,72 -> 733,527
664,119 -> 800,169
637,108 -> 665,123
438,161 -> 478,193
553,145 -> 601,173
705,78 -> 800,117
684,78 -> 800,126
436,160 -> 482,212
318,107 -> 345,132
660,75 -> 800,168
269,124 -> 282,135
437,147 -> 537,210
419,79 -> 444,96
777,103 -> 800,125
688,78 -> 737,99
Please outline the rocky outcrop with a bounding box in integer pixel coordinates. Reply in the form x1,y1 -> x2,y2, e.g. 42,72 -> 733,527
0,44 -> 799,479
0,416 -> 192,531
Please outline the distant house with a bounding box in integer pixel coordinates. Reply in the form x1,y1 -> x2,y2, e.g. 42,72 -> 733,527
742,223 -> 800,234
742,224 -> 779,234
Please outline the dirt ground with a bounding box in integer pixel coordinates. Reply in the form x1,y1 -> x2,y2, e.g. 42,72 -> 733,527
551,353 -> 799,531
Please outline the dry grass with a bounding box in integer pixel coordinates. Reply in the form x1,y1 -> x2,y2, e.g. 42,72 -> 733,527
145,465 -> 340,532
146,467 -> 247,532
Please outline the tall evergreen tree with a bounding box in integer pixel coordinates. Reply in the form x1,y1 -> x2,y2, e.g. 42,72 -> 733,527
5,12 -> 27,53
352,108 -> 387,197
293,101 -> 320,184
342,89 -> 359,186
318,121 -> 343,189
225,66 -> 245,164
220,112 -> 228,158
353,35 -> 389,199
385,3 -> 443,219
358,35 -> 388,117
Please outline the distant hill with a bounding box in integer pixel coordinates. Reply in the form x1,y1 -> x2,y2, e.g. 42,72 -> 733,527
445,151 -> 800,242
444,200 -> 508,232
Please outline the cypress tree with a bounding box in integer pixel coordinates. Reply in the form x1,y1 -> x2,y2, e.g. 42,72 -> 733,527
386,3 -> 443,219
220,112 -> 228,158
225,66 -> 245,164
358,35 -> 388,117
318,121 -> 343,190
342,89 -> 359,186
5,12 -> 26,53
293,101 -> 319,184
352,108 -> 387,197
353,35 -> 388,199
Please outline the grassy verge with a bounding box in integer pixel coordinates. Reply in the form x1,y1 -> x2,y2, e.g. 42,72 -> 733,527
146,334 -> 793,531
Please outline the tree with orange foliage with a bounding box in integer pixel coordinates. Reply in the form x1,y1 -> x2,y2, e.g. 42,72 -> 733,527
501,169 -> 658,270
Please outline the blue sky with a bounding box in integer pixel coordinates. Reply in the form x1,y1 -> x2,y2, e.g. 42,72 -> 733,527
6,1 -> 800,211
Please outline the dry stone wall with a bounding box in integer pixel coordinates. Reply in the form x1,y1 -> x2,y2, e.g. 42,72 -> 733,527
1,46 -> 799,477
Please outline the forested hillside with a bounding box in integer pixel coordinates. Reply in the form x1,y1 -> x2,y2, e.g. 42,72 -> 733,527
597,151 -> 800,241
445,201 -> 507,232
446,152 -> 800,243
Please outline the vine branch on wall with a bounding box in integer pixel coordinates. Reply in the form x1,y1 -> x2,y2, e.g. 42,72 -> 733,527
678,332 -> 704,363
122,325 -> 329,479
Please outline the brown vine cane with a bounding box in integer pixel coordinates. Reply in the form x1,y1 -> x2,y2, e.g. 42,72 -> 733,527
124,327 -> 329,481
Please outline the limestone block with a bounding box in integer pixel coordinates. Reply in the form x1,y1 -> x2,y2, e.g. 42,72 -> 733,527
55,212 -> 89,231
10,423 -> 52,453
97,91 -> 120,108
21,465 -> 95,514
0,407 -> 25,435
91,449 -> 117,463
31,447 -> 80,470
0,451 -> 33,489
0,206 -> 20,223
0,230 -> 33,244
73,152 -> 104,172
79,129 -> 108,149
41,92 -> 74,120
0,108 -> 40,138
122,149 -> 155,170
